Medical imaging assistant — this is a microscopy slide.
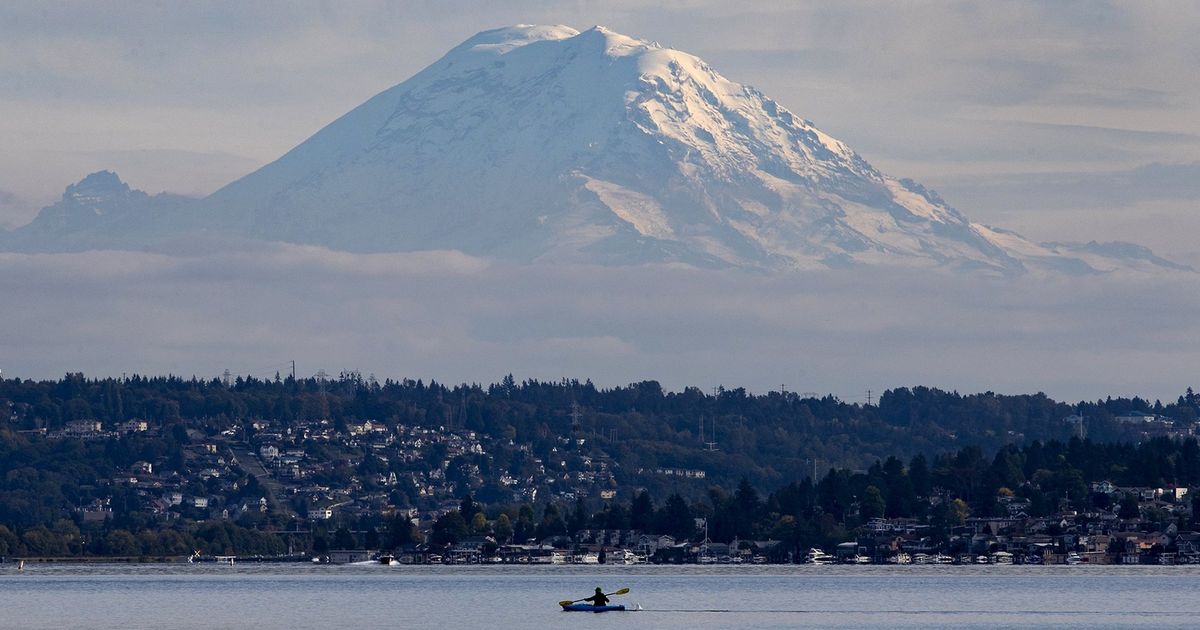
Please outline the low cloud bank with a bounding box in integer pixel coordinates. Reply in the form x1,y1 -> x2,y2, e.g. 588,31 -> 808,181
2,245 -> 1196,402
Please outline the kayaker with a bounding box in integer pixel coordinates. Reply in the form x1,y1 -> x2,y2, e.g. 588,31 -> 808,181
582,587 -> 610,607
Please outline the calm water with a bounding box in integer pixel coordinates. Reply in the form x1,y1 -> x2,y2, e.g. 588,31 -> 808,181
2,563 -> 1199,629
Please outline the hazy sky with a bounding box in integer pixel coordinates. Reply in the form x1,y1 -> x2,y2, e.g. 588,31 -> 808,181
2,1 -> 1198,261
4,246 -> 1198,403
2,1 -> 1198,401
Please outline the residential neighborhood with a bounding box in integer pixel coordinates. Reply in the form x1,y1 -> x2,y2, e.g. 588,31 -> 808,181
3,376 -> 1200,567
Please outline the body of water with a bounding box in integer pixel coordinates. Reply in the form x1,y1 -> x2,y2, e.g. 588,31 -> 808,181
2,563 -> 1198,629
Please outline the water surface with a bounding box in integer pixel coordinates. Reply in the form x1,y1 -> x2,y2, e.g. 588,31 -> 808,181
2,563 -> 1197,629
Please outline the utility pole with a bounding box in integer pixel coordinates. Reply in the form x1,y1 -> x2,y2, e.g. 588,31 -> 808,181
291,360 -> 296,381
866,389 -> 872,406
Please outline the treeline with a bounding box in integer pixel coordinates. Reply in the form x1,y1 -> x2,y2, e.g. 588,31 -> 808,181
5,373 -> 1198,486
3,374 -> 1200,557
0,520 -> 286,559
425,436 -> 1200,558
5,436 -> 1200,558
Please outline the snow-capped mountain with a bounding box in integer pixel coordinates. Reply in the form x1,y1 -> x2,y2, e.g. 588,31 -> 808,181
2,25 -> 1189,273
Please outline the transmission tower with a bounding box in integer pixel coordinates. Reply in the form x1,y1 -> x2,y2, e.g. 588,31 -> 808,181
569,401 -> 582,435
315,369 -> 329,414
705,416 -> 718,451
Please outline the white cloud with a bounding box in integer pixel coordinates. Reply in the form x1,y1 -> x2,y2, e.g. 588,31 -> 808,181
1,247 -> 1195,402
921,162 -> 1200,268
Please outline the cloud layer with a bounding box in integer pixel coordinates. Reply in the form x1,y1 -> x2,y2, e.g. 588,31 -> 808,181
3,246 -> 1196,402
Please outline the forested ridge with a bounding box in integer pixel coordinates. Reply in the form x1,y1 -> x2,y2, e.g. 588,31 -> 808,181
7,373 -> 1196,474
1,373 -> 1198,558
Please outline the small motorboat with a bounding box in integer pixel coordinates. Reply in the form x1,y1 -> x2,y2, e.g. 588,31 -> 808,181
804,548 -> 835,565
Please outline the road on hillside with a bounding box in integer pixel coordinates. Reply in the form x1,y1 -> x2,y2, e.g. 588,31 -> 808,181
228,445 -> 293,516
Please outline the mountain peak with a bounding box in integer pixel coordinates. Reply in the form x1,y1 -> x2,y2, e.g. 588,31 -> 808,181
65,171 -> 131,200
450,24 -> 580,57
4,26 -> 1187,275
575,25 -> 657,56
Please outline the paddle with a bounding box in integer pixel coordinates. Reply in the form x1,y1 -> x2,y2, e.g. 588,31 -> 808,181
559,587 -> 630,607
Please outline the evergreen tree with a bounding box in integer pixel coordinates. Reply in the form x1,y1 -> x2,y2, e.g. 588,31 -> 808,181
630,491 -> 655,531
657,493 -> 694,539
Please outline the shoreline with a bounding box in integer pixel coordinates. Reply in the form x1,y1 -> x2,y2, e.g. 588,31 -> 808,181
5,559 -> 1200,571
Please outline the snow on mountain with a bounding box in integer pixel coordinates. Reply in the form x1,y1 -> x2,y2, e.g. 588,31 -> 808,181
2,25 -> 1189,274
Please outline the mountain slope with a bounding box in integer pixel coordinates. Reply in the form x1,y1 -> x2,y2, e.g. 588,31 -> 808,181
3,25 -> 1188,274
0,171 -> 199,253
